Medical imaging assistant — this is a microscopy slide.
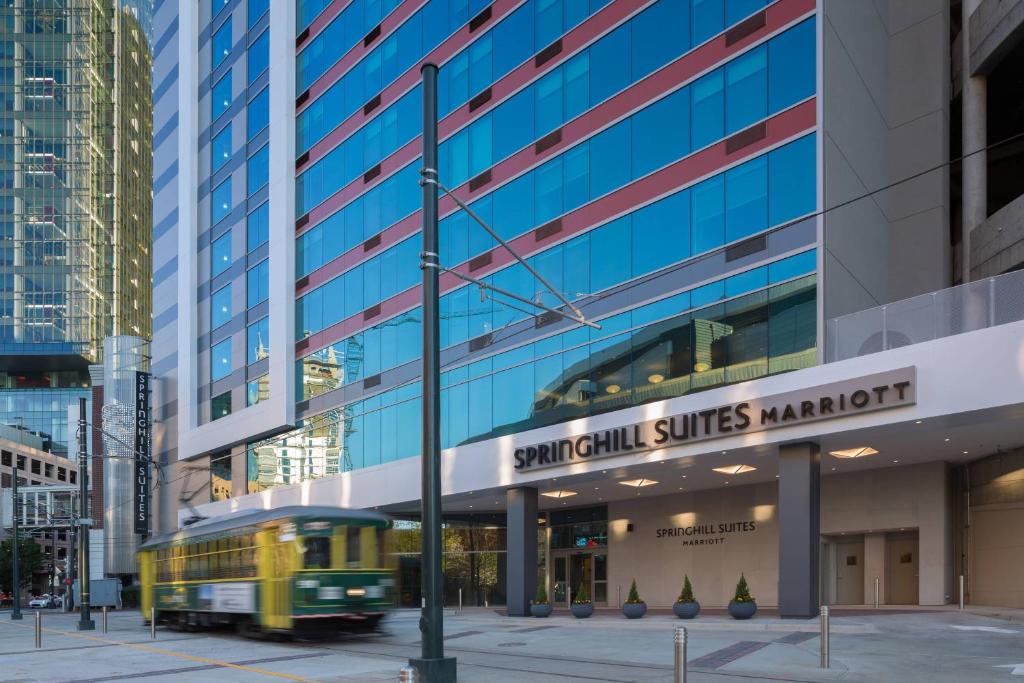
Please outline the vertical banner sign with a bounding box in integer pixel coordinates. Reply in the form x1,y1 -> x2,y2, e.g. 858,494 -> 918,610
134,371 -> 151,535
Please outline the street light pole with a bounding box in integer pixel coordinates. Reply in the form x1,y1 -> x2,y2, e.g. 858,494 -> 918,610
409,62 -> 455,683
76,398 -> 94,630
10,461 -> 21,620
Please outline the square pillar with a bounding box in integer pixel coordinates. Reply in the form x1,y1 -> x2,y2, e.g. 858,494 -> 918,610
778,441 -> 820,618
506,487 -> 538,617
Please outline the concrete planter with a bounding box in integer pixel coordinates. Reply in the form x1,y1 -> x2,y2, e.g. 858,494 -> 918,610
571,602 -> 594,619
530,603 -> 553,618
673,600 -> 700,619
728,600 -> 757,619
622,601 -> 647,619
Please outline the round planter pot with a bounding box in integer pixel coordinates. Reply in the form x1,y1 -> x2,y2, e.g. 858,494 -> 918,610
622,601 -> 647,619
571,602 -> 594,619
728,600 -> 757,620
530,603 -> 553,618
673,600 -> 700,619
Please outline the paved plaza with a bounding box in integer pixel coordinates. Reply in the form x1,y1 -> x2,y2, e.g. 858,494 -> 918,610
0,606 -> 1022,682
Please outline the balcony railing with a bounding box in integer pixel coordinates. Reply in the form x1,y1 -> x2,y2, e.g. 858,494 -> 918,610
826,268 -> 1024,362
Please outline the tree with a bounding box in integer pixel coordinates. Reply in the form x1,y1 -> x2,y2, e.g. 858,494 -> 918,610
0,538 -> 45,594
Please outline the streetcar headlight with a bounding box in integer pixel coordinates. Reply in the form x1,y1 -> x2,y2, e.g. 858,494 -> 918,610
346,587 -> 367,597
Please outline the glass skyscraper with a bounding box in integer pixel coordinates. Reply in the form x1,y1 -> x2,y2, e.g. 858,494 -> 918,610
0,0 -> 153,454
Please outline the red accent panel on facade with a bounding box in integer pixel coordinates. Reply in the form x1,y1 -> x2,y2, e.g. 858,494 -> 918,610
295,99 -> 816,357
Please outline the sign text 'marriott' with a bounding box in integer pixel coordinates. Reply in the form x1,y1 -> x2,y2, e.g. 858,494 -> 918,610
513,367 -> 916,472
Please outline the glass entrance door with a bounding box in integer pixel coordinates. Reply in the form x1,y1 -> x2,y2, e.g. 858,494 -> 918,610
551,551 -> 607,606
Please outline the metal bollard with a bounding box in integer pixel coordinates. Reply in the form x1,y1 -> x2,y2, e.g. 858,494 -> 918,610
959,575 -> 965,610
34,610 -> 41,649
399,665 -> 418,682
674,625 -> 687,683
874,577 -> 879,609
150,607 -> 156,640
458,588 -> 462,615
102,606 -> 108,633
819,605 -> 830,669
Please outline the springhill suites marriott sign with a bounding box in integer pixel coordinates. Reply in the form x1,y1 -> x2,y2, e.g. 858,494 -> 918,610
513,367 -> 916,472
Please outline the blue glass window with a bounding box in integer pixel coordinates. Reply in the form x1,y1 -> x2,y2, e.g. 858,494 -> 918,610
631,191 -> 691,276
211,231 -> 232,276
691,69 -> 723,149
212,16 -> 233,70
769,18 -> 815,112
248,29 -> 269,84
247,144 -> 269,195
211,178 -> 232,225
211,284 -> 232,329
726,0 -> 765,25
725,45 -> 767,134
589,23 -> 629,106
211,339 -> 232,381
247,376 -> 268,406
768,133 -> 815,225
632,87 -> 689,178
247,202 -> 269,251
725,155 -> 767,242
692,0 -> 724,46
213,0 -> 230,20
247,316 -> 269,363
247,87 -> 269,141
631,0 -> 690,80
248,0 -> 269,28
692,175 -> 724,254
212,71 -> 232,121
211,123 -> 232,172
247,258 -> 269,308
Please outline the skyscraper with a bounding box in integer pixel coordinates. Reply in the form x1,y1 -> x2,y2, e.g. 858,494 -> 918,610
0,0 -> 153,455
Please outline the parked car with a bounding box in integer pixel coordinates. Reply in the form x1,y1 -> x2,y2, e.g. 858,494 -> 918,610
29,594 -> 55,609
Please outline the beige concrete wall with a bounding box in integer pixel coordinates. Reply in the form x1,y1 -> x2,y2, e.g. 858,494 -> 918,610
971,505 -> 1024,607
608,482 -> 779,608
605,462 -> 952,608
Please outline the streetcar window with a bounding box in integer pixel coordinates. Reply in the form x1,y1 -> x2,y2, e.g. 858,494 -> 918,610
346,527 -> 361,568
304,537 -> 330,569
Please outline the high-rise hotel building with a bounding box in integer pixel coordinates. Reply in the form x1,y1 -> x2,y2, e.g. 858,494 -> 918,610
153,0 -> 1024,615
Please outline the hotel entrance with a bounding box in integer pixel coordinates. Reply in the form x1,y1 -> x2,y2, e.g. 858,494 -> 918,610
552,550 -> 608,607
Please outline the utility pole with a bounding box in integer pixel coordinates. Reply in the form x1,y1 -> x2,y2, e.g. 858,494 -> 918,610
76,398 -> 94,630
10,461 -> 21,620
409,62 -> 455,683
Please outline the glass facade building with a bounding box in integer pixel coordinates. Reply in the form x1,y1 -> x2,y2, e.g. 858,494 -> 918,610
238,0 -> 820,492
0,1 -> 153,454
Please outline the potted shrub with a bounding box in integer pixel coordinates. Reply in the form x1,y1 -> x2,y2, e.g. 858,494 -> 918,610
571,583 -> 594,619
621,579 -> 647,619
530,583 -> 553,618
727,573 -> 757,619
673,575 -> 700,619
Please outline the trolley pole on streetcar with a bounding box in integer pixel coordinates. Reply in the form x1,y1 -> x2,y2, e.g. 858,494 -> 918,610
76,398 -> 94,630
408,62 -> 456,683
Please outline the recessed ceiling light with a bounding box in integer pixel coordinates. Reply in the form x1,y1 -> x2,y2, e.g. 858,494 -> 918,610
678,487 -> 683,490
648,374 -> 665,384
469,505 -> 473,508
830,447 -> 878,459
606,384 -> 621,394
712,464 -> 756,475
915,420 -> 922,424
540,490 -> 577,499
944,438 -> 950,442
721,451 -> 727,455
893,459 -> 899,463
831,467 -> 836,471
694,362 -> 711,373
619,478 -> 658,488
594,487 -> 599,490
681,475 -> 687,478
962,450 -> 969,455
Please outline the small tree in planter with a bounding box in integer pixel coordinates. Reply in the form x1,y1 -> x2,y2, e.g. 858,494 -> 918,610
530,583 -> 553,618
673,575 -> 700,619
571,583 -> 593,619
727,573 -> 757,619
621,579 -> 647,619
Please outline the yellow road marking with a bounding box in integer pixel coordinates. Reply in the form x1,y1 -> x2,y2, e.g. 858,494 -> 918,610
0,619 -> 312,682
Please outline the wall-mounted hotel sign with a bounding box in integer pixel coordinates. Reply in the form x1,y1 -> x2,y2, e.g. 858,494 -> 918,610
513,367 -> 915,472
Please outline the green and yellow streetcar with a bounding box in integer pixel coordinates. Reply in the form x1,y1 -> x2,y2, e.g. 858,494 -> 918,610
138,506 -> 394,637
